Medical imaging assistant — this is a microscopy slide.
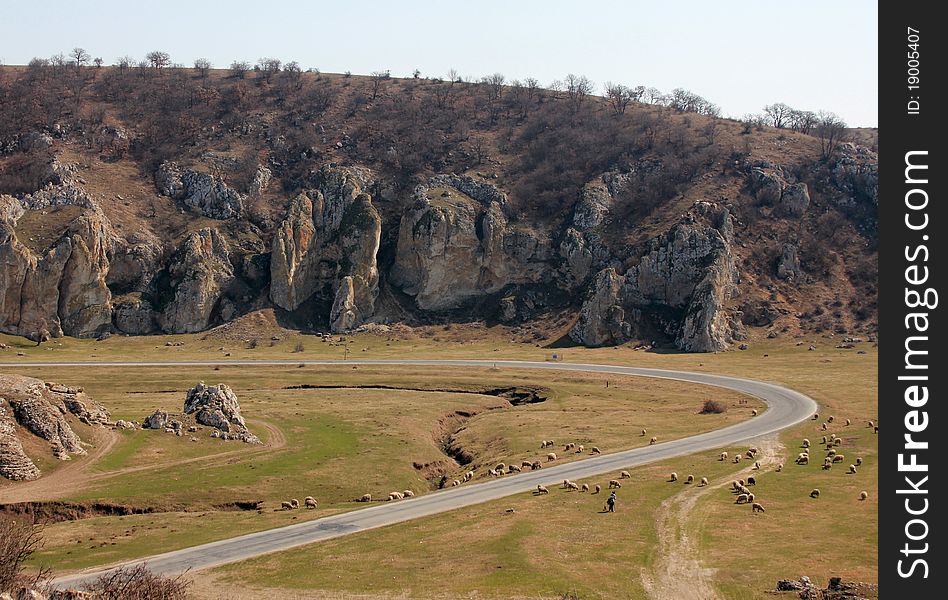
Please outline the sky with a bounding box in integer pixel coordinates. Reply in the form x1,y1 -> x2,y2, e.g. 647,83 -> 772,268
0,1 -> 878,126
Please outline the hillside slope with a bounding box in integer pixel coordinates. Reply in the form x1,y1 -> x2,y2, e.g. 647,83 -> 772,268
0,65 -> 877,350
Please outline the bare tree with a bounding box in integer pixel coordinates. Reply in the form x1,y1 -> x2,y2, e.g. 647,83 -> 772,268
230,60 -> 250,79
146,50 -> 171,71
193,58 -> 212,79
85,564 -> 191,599
256,57 -> 282,82
0,515 -> 49,592
446,68 -> 459,84
369,71 -> 389,101
282,61 -> 303,89
787,109 -> 817,135
70,47 -> 90,70
814,111 -> 848,159
564,73 -> 594,113
763,102 -> 793,129
115,55 -> 134,74
605,82 -> 641,115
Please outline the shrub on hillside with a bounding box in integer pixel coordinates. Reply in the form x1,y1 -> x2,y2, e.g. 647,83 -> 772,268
700,399 -> 727,414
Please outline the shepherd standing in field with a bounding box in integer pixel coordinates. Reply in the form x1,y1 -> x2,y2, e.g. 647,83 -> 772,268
606,491 -> 617,513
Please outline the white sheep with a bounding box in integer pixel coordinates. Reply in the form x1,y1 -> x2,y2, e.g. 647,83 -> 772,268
748,447 -> 759,455
830,433 -> 837,441
834,438 -> 842,447
685,474 -> 694,484
641,428 -> 647,436
821,435 -> 827,444
747,493 -> 755,503
776,463 -> 783,472
802,438 -> 810,448
845,418 -> 851,426
388,491 -> 404,501
451,480 -> 461,487
290,498 -> 300,509
735,493 -> 749,504
752,502 -> 765,513
733,455 -> 742,463
536,485 -> 549,495
594,484 -> 601,494
745,450 -> 755,459
495,462 -> 507,472
848,464 -> 857,474
821,422 -> 828,431
868,420 -> 874,428
591,446 -> 601,454
508,464 -> 522,473
822,462 -> 832,470
833,454 -> 845,463
699,477 -> 709,486
812,413 -> 819,420
796,455 -> 809,465
669,472 -> 679,482
547,452 -> 557,462
753,461 -> 760,470
620,470 -> 631,479
609,479 -> 622,489
720,451 -> 728,461
358,493 -> 372,503
280,501 -> 293,510
859,491 -> 868,501
649,436 -> 657,445
581,483 -> 590,492
732,481 -> 741,490
576,445 -> 585,453
810,489 -> 821,498
304,496 -> 317,509
828,415 -> 835,423
855,457 -> 863,466
566,481 -> 580,491
531,461 -> 542,470
521,460 -> 533,468
751,409 -> 758,416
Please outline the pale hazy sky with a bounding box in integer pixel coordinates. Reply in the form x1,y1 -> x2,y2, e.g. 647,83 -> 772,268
0,1 -> 878,126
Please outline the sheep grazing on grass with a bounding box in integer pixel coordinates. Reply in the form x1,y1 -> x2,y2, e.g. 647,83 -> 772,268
751,409 -> 758,416
547,452 -> 557,462
738,486 -> 750,496
822,463 -> 832,471
796,455 -> 809,465
641,429 -> 647,436
649,436 -> 658,445
848,464 -> 857,474
620,470 -> 631,479
540,440 -> 554,448
776,463 -> 783,472
855,457 -> 863,466
576,445 -> 585,453
531,461 -> 542,470
810,489 -> 821,498
358,493 -> 372,503
738,478 -> 745,486
834,438 -> 842,447
747,493 -> 755,503
753,461 -> 761,470
752,502 -> 765,513
699,477 -> 709,486
521,460 -> 533,468
669,472 -> 679,482
833,454 -> 845,463
719,451 -> 728,461
536,485 -> 549,495
304,496 -> 317,509
830,433 -> 837,441
859,491 -> 869,501
828,415 -> 835,423
845,418 -> 851,426
821,436 -> 827,444
874,426 -> 879,434
403,490 -> 415,498
827,448 -> 837,457
451,480 -> 461,487
487,468 -> 498,477
280,501 -> 293,510
868,420 -> 874,428
566,481 -> 580,491
812,413 -> 819,421
388,492 -> 404,501
591,446 -> 601,454
821,422 -> 828,431
562,479 -> 573,488
745,450 -> 755,459
564,443 -> 575,451
581,483 -> 590,492
733,455 -> 742,463
735,493 -> 749,504
802,438 -> 810,448
495,463 -> 507,472
508,464 -> 522,473
732,481 -> 741,491
748,447 -> 759,455
594,484 -> 601,494
464,470 -> 475,481
290,499 -> 300,509
609,480 -> 622,489
685,474 -> 695,484
746,476 -> 756,486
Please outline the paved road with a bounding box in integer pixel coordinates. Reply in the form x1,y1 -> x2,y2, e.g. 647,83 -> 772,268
9,359 -> 816,589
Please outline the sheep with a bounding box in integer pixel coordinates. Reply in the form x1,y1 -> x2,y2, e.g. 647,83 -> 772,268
812,413 -> 820,420
388,492 -> 404,501
521,460 -> 533,468
609,479 -> 622,489
540,440 -> 553,448
859,491 -> 869,501
828,415 -> 835,423
280,501 -> 293,510
562,479 -> 573,488
719,451 -> 729,461
733,455 -> 742,463
822,463 -> 832,470
776,463 -> 783,472
620,470 -> 631,479
576,445 -> 585,453
641,428 -> 647,436
751,409 -> 758,416
868,420 -> 874,428
566,481 -> 580,491
753,461 -> 761,470
290,499 -> 300,509
564,443 -> 574,451
358,493 -> 372,503
830,433 -> 837,441
833,454 -> 845,463
699,477 -> 709,486
834,438 -> 842,447
487,468 -> 498,477
874,426 -> 879,434
827,448 -> 837,456
536,484 -> 549,495
531,461 -> 542,470
848,464 -> 857,474
669,472 -> 679,482
810,489 -> 821,498
845,418 -> 852,426
685,474 -> 695,484
746,476 -> 756,486
821,436 -> 827,444
304,496 -> 317,509
802,438 -> 811,448
451,480 -> 461,487
464,470 -> 475,481
591,446 -> 601,454
594,484 -> 601,494
745,450 -> 755,459
732,481 -> 741,491
821,422 -> 828,431
581,483 -> 590,492
508,464 -> 522,473
748,447 -> 759,455
738,486 -> 751,495
735,493 -> 749,504
547,452 -> 557,462
495,463 -> 507,472
738,478 -> 745,486
752,502 -> 765,513
747,493 -> 755,503
855,457 -> 863,466
796,455 -> 809,465
649,436 -> 658,445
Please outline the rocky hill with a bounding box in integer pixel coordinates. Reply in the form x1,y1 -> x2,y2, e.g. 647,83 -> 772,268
0,65 -> 878,351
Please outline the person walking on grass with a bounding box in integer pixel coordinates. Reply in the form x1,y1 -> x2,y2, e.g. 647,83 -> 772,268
606,491 -> 617,513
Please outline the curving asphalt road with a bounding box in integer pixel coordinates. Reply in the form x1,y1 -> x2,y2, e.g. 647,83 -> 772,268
8,359 -> 816,590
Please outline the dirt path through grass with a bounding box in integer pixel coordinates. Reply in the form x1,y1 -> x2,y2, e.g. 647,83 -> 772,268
641,435 -> 784,600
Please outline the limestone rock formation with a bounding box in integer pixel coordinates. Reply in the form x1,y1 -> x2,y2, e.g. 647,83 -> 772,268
570,202 -> 740,352
158,228 -> 234,333
747,165 -> 810,218
0,374 -> 112,479
56,212 -> 114,337
143,409 -> 169,430
270,166 -> 381,332
156,161 -> 243,219
183,382 -> 260,443
776,243 -> 802,282
390,176 -> 548,311
112,295 -> 158,335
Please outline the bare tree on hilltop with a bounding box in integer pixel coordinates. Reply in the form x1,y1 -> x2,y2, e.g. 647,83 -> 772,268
194,58 -> 212,80
146,50 -> 171,71
230,60 -> 250,79
815,111 -> 848,159
70,47 -> 90,70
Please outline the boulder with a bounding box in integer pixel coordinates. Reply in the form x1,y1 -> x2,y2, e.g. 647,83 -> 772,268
183,382 -> 260,443
143,409 -> 169,430
155,161 -> 243,219
777,243 -> 802,282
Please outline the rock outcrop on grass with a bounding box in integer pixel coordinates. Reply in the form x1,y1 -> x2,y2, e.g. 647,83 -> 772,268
0,374 -> 112,480
183,383 -> 260,443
